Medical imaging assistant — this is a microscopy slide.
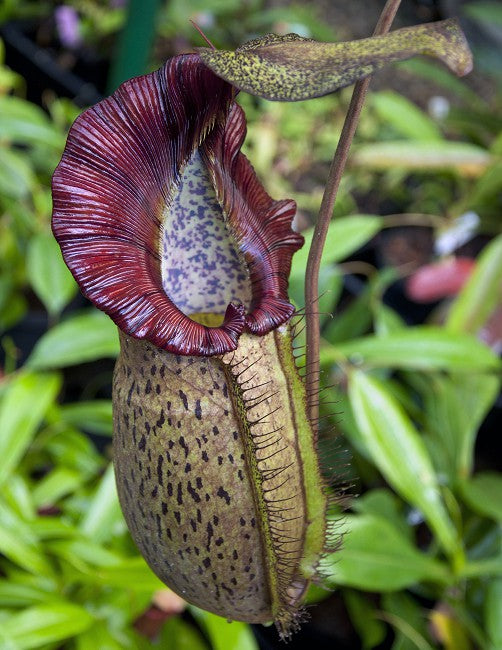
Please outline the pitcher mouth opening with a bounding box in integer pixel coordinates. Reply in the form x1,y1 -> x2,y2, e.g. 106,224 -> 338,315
160,150 -> 252,327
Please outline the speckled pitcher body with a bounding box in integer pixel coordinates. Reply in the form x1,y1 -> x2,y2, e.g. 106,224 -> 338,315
113,328 -> 328,633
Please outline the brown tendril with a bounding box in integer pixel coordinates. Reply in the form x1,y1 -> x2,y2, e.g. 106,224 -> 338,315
304,0 -> 403,427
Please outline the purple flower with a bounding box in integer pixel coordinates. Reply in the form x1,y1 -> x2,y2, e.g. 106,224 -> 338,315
55,6 -> 82,50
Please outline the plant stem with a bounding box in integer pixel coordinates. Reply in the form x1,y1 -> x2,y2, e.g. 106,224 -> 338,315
304,0 -> 403,426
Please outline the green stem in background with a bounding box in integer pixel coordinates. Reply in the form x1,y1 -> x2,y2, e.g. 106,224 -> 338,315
304,0 -> 403,426
107,0 -> 162,93
0,336 -> 19,377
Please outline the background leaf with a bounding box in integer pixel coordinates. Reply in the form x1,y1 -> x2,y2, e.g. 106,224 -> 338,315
353,488 -> 412,541
291,215 -> 382,279
344,589 -> 387,649
0,95 -> 66,148
26,231 -> 77,316
460,472 -> 502,522
80,463 -> 125,543
159,617 -> 210,650
352,141 -> 491,177
191,608 -> 259,650
446,234 -> 502,335
0,580 -> 57,608
0,147 -> 35,199
463,1 -> 502,27
323,327 -> 500,371
85,557 -> 164,591
485,578 -> 502,650
324,514 -> 449,591
27,310 -> 119,369
0,371 -> 61,486
382,591 -> 432,650
0,502 -> 53,575
348,370 -> 459,555
0,602 -> 94,649
417,373 -> 500,480
57,400 -> 113,436
32,467 -> 83,508
370,90 -> 442,141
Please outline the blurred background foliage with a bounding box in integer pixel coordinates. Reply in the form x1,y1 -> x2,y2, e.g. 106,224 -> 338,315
0,0 -> 501,648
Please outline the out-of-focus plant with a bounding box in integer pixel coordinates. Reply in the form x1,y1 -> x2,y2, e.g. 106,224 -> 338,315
240,70 -> 502,233
0,40 -> 80,339
157,0 -> 336,50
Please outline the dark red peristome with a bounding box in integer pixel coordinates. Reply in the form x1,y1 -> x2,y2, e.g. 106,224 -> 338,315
52,55 -> 302,356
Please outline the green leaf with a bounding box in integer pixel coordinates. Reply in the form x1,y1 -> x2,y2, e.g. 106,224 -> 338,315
198,19 -> 472,101
0,602 -> 94,649
0,290 -> 27,332
32,467 -> 83,508
0,147 -> 35,199
464,1 -> 502,28
348,371 -> 459,555
354,488 -> 412,541
323,286 -> 373,343
83,557 -> 164,591
80,463 -> 125,543
191,608 -> 259,650
159,617 -> 210,650
419,374 -> 499,479
463,522 -> 501,568
324,514 -> 449,591
0,96 -> 65,148
305,582 -> 331,605
58,400 -> 113,436
322,326 -> 500,371
371,91 -> 442,141
399,58 -> 481,104
429,606 -> 477,650
485,578 -> 502,649
446,234 -> 502,335
290,216 -> 382,280
467,161 -> 502,209
31,517 -> 78,540
344,590 -> 386,649
43,428 -> 103,479
372,304 -> 405,335
384,615 -> 434,650
382,591 -> 432,650
290,215 -> 382,316
323,267 -> 396,344
462,557 -> 502,579
48,539 -> 123,570
0,579 -> 56,607
460,472 -> 502,522
27,310 -> 119,369
290,264 -> 342,325
0,525 -> 49,576
0,502 -> 53,575
3,474 -> 36,521
0,371 -> 61,486
26,231 -> 77,316
325,387 -> 368,458
76,621 -> 133,650
352,141 -> 491,177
